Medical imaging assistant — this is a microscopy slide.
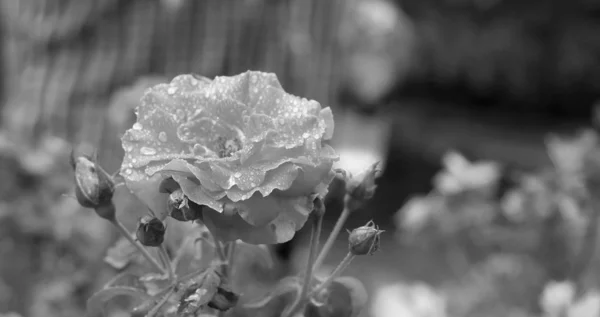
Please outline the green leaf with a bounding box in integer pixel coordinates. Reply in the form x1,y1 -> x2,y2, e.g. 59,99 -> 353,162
86,286 -> 152,317
243,276 -> 302,309
305,277 -> 367,317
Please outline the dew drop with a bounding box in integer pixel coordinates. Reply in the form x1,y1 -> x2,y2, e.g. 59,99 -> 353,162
158,131 -> 168,142
167,87 -> 178,95
234,172 -> 242,178
302,132 -> 309,138
140,147 -> 157,156
278,118 -> 285,125
124,168 -> 133,175
132,122 -> 143,130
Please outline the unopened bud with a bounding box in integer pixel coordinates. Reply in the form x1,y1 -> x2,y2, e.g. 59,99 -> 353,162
168,189 -> 202,221
208,284 -> 240,312
348,220 -> 384,256
136,216 -> 166,247
313,196 -> 326,217
72,155 -> 115,210
345,162 -> 381,210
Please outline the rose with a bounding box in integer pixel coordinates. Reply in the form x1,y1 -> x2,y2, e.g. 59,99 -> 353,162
120,71 -> 337,244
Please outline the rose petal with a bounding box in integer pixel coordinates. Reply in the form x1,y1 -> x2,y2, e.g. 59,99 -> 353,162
158,159 -> 222,192
273,115 -> 324,149
225,162 -> 300,201
245,114 -> 276,142
172,175 -> 223,211
123,173 -> 170,219
201,195 -> 313,244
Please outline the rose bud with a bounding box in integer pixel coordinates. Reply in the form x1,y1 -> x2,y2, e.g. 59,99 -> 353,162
136,216 -> 166,247
348,220 -> 384,256
73,154 -> 115,209
208,284 -> 240,312
168,189 -> 202,221
345,162 -> 382,210
313,195 -> 326,217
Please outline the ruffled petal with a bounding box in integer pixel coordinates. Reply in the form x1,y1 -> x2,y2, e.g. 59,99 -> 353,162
201,195 -> 314,244
225,162 -> 300,201
172,175 -> 224,211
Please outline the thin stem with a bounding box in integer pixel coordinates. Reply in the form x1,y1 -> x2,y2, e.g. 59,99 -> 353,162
110,219 -> 166,275
313,205 -> 351,272
147,287 -> 175,317
225,241 -> 237,278
214,239 -> 227,262
159,244 -> 175,281
283,213 -> 323,317
172,237 -> 191,272
309,252 -> 355,297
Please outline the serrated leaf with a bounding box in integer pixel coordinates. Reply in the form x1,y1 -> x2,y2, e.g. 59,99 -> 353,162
243,276 -> 302,309
104,237 -> 138,270
86,286 -> 152,317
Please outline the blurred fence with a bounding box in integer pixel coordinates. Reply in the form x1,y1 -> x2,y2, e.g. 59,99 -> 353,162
0,0 -> 350,150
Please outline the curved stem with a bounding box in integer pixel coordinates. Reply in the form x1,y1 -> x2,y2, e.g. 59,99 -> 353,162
111,219 -> 166,275
283,213 -> 323,317
313,206 -> 351,272
159,244 -> 175,281
309,252 -> 355,297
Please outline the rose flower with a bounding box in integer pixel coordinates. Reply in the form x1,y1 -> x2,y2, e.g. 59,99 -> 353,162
120,71 -> 337,244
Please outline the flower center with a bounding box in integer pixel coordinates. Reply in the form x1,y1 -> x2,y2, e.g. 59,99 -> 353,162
216,136 -> 242,158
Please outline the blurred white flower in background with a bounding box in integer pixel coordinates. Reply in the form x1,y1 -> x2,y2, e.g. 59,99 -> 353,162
370,282 -> 448,317
539,280 -> 600,317
433,151 -> 501,195
539,280 -> 575,317
396,195 -> 441,233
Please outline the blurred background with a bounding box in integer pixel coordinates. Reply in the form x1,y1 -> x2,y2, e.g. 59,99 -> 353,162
1,0 -> 600,316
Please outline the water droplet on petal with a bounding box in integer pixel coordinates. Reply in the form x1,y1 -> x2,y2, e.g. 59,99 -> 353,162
167,87 -> 178,95
158,131 -> 168,142
302,132 -> 309,138
234,172 -> 242,178
133,123 -> 143,130
124,168 -> 133,175
140,147 -> 157,156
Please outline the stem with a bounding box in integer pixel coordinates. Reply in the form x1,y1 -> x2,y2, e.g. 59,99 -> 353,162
147,287 -> 175,317
214,240 -> 227,262
283,213 -> 323,317
225,241 -> 237,278
159,244 -> 175,281
110,219 -> 166,275
313,205 -> 351,272
309,252 -> 355,297
217,242 -> 238,317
